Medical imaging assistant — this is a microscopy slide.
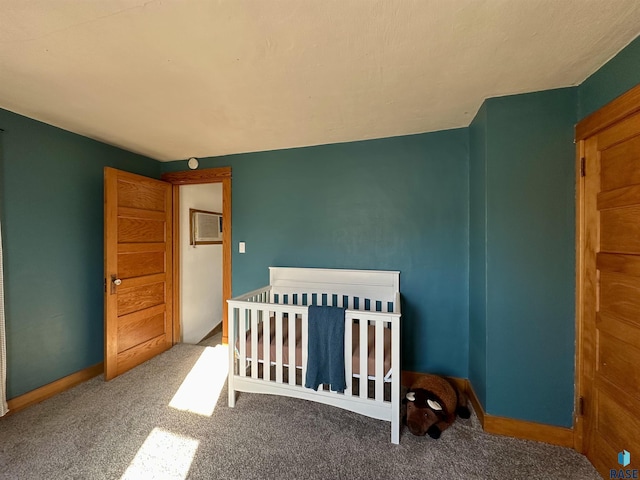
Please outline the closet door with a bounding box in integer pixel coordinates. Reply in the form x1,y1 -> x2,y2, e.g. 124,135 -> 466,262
104,167 -> 173,380
577,86 -> 640,476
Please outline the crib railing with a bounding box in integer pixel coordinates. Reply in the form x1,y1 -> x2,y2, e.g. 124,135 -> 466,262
227,286 -> 401,444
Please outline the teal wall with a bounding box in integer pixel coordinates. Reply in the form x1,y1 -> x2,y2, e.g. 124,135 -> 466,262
468,103 -> 488,408
483,88 -> 577,427
163,130 -> 470,376
469,89 -> 577,427
578,35 -> 640,119
0,108 -> 160,398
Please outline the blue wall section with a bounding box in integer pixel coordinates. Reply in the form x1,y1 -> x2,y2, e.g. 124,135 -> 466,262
163,130 -> 470,376
468,103 -> 488,408
0,108 -> 160,398
482,88 -> 577,427
578,35 -> 640,119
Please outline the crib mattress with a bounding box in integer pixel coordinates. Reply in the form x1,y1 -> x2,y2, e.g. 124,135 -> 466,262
241,316 -> 392,377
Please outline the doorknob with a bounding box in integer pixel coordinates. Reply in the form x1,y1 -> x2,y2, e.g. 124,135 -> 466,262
110,275 -> 122,294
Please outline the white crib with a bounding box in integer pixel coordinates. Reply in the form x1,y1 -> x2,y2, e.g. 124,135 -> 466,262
227,267 -> 402,444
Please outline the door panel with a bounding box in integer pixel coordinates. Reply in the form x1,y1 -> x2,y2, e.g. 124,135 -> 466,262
580,109 -> 640,476
598,184 -> 640,210
600,206 -> 640,253
118,180 -> 167,210
598,271 -> 640,324
118,217 -> 165,243
597,252 -> 640,276
116,335 -> 168,376
600,134 -> 640,191
118,310 -> 166,353
104,167 -> 173,380
595,388 -> 640,459
118,251 -> 165,279
117,282 -> 165,316
597,330 -> 640,400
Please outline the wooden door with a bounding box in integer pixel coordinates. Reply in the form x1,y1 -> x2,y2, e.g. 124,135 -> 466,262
578,105 -> 640,475
104,167 -> 173,380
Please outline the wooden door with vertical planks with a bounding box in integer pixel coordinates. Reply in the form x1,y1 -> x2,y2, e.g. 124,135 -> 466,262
579,107 -> 640,476
104,167 -> 173,380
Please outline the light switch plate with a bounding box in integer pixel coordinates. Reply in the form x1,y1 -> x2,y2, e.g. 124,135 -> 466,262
239,242 -> 246,253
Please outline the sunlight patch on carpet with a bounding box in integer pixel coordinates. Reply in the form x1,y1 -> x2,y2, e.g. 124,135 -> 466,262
120,427 -> 199,480
169,344 -> 228,416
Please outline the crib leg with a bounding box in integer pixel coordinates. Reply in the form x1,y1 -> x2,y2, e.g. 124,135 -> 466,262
228,366 -> 236,407
228,361 -> 236,407
228,324 -> 236,407
391,415 -> 400,444
391,374 -> 400,444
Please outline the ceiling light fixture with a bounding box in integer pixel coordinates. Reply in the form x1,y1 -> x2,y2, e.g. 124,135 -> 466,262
187,157 -> 199,170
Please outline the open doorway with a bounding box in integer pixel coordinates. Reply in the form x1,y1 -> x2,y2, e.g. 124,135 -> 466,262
179,183 -> 223,344
162,167 -> 232,346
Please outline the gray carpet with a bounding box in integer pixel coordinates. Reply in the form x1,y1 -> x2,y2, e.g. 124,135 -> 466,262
0,343 -> 601,480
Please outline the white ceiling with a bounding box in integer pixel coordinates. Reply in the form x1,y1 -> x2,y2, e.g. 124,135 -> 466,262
1,1 -> 639,161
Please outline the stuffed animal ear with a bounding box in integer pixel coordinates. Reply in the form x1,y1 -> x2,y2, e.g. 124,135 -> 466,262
427,399 -> 443,411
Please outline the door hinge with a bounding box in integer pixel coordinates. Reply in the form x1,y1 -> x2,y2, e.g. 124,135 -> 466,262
579,396 -> 585,416
580,157 -> 586,177
104,278 -> 107,293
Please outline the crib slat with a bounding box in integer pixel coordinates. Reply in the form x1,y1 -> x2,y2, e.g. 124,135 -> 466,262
251,308 -> 259,379
276,311 -> 283,383
375,321 -> 384,401
263,310 -> 270,381
288,312 -> 296,386
301,310 -> 308,388
359,319 -> 368,399
344,316 -> 352,396
239,308 -> 247,377
316,298 -> 325,391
